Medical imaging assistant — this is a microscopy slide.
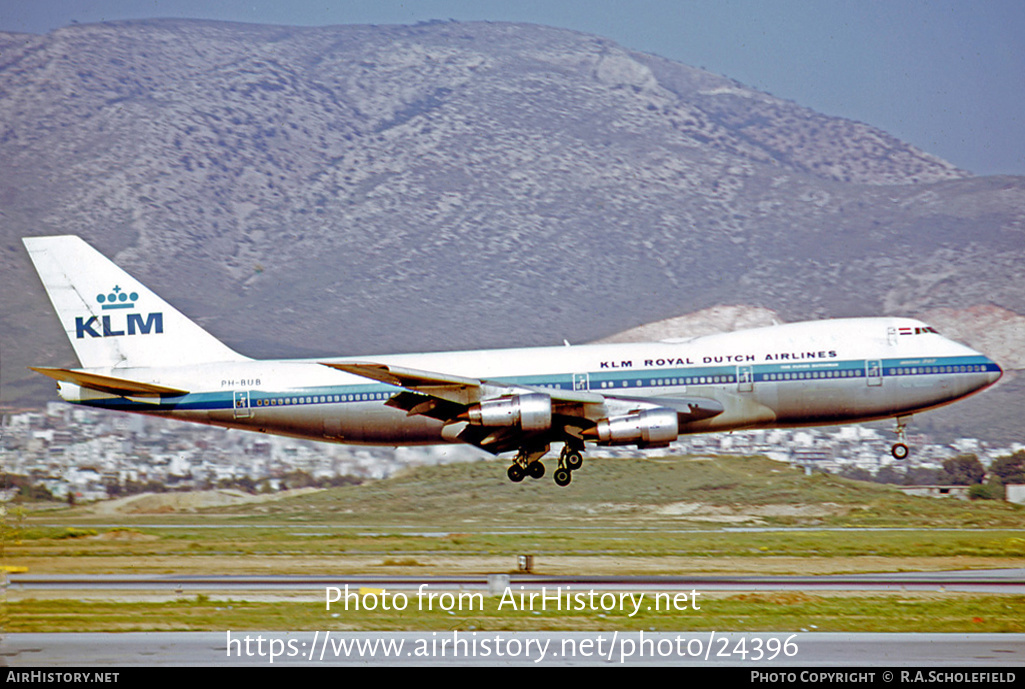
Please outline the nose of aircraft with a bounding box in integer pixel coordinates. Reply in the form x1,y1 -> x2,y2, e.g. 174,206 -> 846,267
984,356 -> 1004,386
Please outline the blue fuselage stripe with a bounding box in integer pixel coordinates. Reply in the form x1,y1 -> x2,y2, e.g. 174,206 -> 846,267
77,355 -> 998,413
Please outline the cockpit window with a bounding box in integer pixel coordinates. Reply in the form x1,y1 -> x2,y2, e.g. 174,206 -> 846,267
899,326 -> 940,336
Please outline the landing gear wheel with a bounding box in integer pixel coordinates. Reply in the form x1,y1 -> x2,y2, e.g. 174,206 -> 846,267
553,468 -> 572,487
507,464 -> 525,482
528,461 -> 546,479
891,416 -> 911,460
565,450 -> 583,471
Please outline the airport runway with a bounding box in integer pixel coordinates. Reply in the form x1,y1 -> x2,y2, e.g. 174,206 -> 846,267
5,570 -> 1023,666
10,569 -> 1025,594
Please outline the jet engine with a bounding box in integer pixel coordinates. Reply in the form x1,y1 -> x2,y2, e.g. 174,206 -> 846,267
463,393 -> 552,432
587,408 -> 679,448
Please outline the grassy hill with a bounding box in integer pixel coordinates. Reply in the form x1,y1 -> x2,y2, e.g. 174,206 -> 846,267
186,455 -> 1025,531
7,456 -> 1024,584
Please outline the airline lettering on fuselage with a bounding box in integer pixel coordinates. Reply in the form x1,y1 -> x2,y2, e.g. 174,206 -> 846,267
701,355 -> 756,364
645,358 -> 696,366
75,313 -> 164,339
603,352 -> 838,369
764,350 -> 837,361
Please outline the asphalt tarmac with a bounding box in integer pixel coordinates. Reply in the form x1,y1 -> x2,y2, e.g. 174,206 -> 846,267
10,568 -> 1025,594
5,570 -> 1023,667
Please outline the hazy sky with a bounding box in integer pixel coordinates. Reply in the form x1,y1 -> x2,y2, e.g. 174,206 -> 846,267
2,0 -> 1023,176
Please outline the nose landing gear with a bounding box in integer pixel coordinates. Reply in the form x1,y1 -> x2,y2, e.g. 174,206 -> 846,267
891,417 -> 911,459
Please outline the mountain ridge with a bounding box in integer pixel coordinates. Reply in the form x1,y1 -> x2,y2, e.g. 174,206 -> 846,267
1,19 -> 1021,441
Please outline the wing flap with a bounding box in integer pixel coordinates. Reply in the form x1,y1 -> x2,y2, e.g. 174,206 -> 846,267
608,394 -> 725,421
441,421 -> 539,455
385,390 -> 467,421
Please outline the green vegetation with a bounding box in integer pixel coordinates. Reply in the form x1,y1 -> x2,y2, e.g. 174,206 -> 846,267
7,525 -> 1025,572
990,451 -> 1025,485
9,594 -> 1023,634
18,455 -> 1018,528
5,456 -> 1024,574
4,456 -> 1023,633
941,454 -> 986,485
214,456 -> 1024,528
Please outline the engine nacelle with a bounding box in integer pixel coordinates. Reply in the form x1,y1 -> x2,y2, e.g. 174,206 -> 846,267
465,393 -> 552,432
590,408 -> 679,448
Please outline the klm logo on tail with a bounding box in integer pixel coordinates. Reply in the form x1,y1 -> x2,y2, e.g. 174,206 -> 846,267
75,285 -> 163,339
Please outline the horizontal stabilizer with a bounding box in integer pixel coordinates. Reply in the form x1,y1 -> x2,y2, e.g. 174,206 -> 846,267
29,367 -> 189,397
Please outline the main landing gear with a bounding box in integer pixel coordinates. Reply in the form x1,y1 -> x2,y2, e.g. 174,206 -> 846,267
553,444 -> 584,487
507,445 -> 549,483
507,459 -> 545,482
506,443 -> 585,487
891,416 -> 911,460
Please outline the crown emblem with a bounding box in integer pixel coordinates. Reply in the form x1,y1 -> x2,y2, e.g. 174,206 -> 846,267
96,285 -> 139,310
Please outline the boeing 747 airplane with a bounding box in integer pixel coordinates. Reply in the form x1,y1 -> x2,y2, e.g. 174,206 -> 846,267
24,235 -> 1002,486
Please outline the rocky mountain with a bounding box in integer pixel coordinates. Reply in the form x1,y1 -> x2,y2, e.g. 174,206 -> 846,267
1,19 -> 1021,440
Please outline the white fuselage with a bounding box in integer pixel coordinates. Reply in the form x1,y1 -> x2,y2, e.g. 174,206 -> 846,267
58,317 -> 1001,449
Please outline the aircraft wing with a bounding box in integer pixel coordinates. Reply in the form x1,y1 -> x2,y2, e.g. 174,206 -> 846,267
321,360 -> 723,454
321,361 -> 480,389
321,360 -> 605,406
